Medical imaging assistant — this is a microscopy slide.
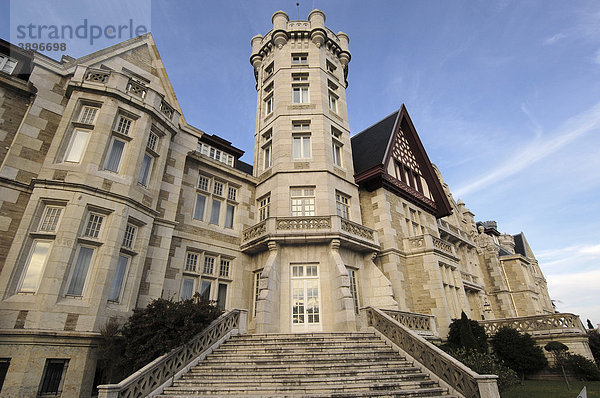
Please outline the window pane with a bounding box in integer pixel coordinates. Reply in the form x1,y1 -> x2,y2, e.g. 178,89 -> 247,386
210,200 -> 221,224
200,279 -> 211,301
292,137 -> 301,158
217,283 -> 227,310
181,278 -> 194,300
108,255 -> 128,301
65,130 -> 89,163
84,214 -> 103,238
39,207 -> 62,232
138,154 -> 152,186
67,246 -> 94,296
39,359 -> 68,395
303,136 -> 311,158
225,204 -> 235,229
19,241 -> 51,292
106,139 -> 125,172
194,194 -> 206,220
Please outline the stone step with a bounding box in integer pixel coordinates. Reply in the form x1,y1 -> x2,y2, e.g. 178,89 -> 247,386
186,366 -> 422,378
205,349 -> 399,361
178,372 -> 429,386
159,391 -> 451,398
200,357 -> 409,368
161,380 -> 443,394
221,340 -> 390,350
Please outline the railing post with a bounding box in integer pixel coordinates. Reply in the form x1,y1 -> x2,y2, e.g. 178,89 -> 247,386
476,376 -> 501,398
238,309 -> 248,335
97,385 -> 120,398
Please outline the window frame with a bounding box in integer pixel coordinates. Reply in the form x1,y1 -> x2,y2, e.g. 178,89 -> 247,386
292,134 -> 311,159
64,129 -> 91,163
264,94 -> 274,115
79,106 -> 99,125
66,244 -> 95,297
108,254 -> 129,302
17,239 -> 52,294
114,115 -> 133,136
291,53 -> 308,65
38,358 -> 69,396
258,194 -> 271,221
38,206 -> 63,233
104,136 -> 127,173
0,54 -> 18,74
336,191 -> 350,220
292,85 -> 309,104
290,187 -> 316,217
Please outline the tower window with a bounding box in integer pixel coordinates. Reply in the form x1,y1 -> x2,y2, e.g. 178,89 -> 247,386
64,129 -> 90,163
292,73 -> 308,82
292,86 -> 309,104
326,60 -> 337,75
290,187 -> 315,216
328,92 -> 338,112
115,115 -> 133,135
263,143 -> 272,169
258,194 -> 271,221
264,62 -> 274,80
336,191 -> 350,219
291,53 -> 308,65
292,135 -> 311,159
292,121 -> 310,131
79,106 -> 98,125
264,95 -> 274,115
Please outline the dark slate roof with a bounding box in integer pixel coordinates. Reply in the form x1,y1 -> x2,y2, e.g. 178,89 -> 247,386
236,160 -> 253,175
513,233 -> 534,258
498,246 -> 512,257
351,110 -> 399,174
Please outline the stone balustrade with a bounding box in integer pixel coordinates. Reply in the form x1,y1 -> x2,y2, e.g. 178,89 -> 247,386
381,309 -> 438,338
407,234 -> 457,259
479,313 -> 587,337
364,307 -> 499,398
241,216 -> 378,252
73,66 -> 180,127
437,219 -> 475,247
97,309 -> 247,398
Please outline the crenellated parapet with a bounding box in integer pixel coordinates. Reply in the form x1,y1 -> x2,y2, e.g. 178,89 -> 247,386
249,10 -> 351,85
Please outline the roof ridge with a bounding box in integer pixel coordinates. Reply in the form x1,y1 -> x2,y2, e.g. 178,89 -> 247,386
351,107 -> 402,139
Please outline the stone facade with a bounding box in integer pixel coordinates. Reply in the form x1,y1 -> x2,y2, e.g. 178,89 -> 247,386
0,11 -> 589,397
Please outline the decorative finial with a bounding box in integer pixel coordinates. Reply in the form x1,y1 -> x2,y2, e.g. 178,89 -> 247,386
296,2 -> 300,20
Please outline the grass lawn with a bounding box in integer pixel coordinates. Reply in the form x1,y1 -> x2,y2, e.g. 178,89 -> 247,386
502,380 -> 600,397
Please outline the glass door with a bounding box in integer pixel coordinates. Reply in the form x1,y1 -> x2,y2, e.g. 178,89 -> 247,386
291,264 -> 322,332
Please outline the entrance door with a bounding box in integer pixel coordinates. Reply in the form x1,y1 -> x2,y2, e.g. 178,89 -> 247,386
291,264 -> 322,332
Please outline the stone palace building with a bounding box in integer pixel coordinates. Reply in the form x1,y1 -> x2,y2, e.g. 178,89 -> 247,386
0,9 -> 592,397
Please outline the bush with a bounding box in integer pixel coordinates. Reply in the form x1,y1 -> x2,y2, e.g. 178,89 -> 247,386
589,329 -> 600,365
491,327 -> 548,378
545,341 -> 569,365
98,294 -> 222,382
561,354 -> 600,381
448,347 -> 520,392
446,311 -> 488,353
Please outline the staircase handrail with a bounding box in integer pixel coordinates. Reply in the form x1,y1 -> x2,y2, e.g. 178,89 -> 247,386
97,308 -> 247,398
363,306 -> 499,398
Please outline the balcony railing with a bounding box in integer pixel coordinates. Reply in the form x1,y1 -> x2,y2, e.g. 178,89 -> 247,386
364,307 -> 499,398
407,234 -> 457,258
97,309 -> 247,398
75,67 -> 180,126
438,219 -> 475,246
479,313 -> 587,336
276,216 -> 331,230
241,216 -> 379,252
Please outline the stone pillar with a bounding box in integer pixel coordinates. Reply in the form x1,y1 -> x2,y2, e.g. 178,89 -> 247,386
255,241 -> 280,333
329,239 -> 356,331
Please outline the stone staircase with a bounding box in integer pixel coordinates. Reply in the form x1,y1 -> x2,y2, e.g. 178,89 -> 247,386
157,332 -> 454,397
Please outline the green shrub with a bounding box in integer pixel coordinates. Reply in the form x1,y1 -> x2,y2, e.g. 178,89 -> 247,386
589,329 -> 600,365
448,347 -> 520,392
446,311 -> 488,353
562,354 -> 600,381
545,341 -> 569,364
98,294 -> 222,382
491,327 -> 548,378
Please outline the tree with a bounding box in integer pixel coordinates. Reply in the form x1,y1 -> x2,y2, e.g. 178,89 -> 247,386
589,329 -> 600,365
491,327 -> 548,379
98,294 -> 222,383
446,311 -> 488,353
587,319 -> 595,330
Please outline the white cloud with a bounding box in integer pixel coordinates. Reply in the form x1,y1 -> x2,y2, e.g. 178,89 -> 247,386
594,49 -> 600,65
546,270 -> 600,324
537,243 -> 600,270
454,102 -> 600,197
543,33 -> 566,45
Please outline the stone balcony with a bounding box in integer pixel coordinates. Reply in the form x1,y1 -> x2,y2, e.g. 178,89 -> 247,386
67,66 -> 181,129
437,219 -> 475,247
460,271 -> 483,292
241,216 -> 379,253
405,234 -> 459,261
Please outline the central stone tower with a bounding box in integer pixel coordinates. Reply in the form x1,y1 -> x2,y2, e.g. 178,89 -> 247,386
244,10 -> 398,334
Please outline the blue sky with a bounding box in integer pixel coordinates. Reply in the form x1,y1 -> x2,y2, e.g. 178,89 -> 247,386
3,0 -> 600,325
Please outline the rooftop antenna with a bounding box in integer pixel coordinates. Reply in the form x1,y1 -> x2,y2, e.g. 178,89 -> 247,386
313,0 -> 315,9
296,2 -> 300,20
